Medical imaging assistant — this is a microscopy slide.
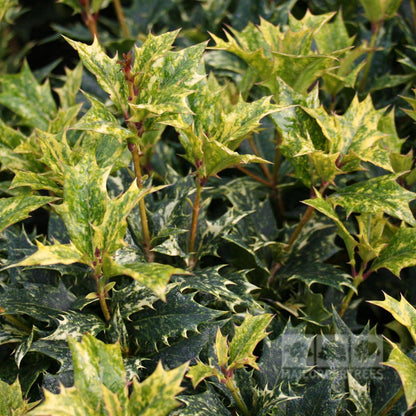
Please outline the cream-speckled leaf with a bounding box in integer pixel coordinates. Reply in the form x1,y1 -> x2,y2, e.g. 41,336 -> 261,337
10,171 -> 62,194
187,361 -> 219,388
15,241 -> 84,267
54,62 -> 83,110
73,93 -> 134,142
130,39 -> 206,123
54,153 -> 110,259
103,256 -> 186,300
0,378 -> 38,416
303,191 -> 357,264
347,374 -> 372,416
0,195 -> 57,234
330,175 -> 416,226
173,389 -> 233,415
369,293 -> 416,343
383,341 -> 416,409
371,226 -> 416,277
128,362 -> 187,416
0,61 -> 57,130
65,36 -> 128,114
228,312 -> 273,370
215,328 -> 229,367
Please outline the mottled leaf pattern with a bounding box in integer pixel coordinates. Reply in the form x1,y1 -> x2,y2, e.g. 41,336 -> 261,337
0,196 -> 57,234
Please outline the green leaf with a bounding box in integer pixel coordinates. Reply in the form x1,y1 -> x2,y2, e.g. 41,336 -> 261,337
54,153 -> 152,261
303,190 -> 357,264
73,92 -> 134,142
0,378 -> 38,416
383,342 -> 416,408
130,288 -> 225,347
128,362 -> 187,416
0,0 -> 18,23
329,175 -> 416,226
14,241 -> 84,267
10,171 -> 62,194
64,36 -> 129,114
187,361 -> 220,388
103,257 -> 187,300
369,293 -> 416,343
173,389 -> 233,416
347,373 -> 372,416
0,61 -> 56,130
359,0 -> 401,22
0,196 -> 57,234
228,313 -> 273,370
258,321 -> 313,387
54,62 -> 83,110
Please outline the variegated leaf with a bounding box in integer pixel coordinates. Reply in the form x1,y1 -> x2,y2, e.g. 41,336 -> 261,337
0,196 -> 57,234
329,175 -> 416,226
228,312 -> 273,370
64,36 -> 129,114
103,256 -> 186,300
369,293 -> 416,343
0,61 -> 57,130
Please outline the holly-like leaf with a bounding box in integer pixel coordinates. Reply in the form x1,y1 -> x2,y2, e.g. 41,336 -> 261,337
303,190 -> 357,264
73,92 -> 134,142
369,293 -> 416,343
14,240 -> 84,267
383,342 -> 416,409
228,313 -> 273,370
347,373 -> 372,416
54,153 -> 153,261
0,196 -> 57,234
54,62 -> 83,110
258,321 -> 313,388
0,378 -> 38,416
173,389 -> 233,416
130,288 -> 225,347
64,36 -> 129,114
128,362 -> 187,416
0,61 -> 57,130
103,256 -> 187,300
187,361 -> 220,388
329,175 -> 416,226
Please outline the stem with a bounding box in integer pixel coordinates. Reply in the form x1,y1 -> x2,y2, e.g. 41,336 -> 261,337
112,0 -> 131,38
188,179 -> 203,270
225,377 -> 250,416
338,268 -> 364,318
248,137 -> 273,182
285,181 -> 329,252
374,386 -> 404,416
236,166 -> 274,188
130,142 -> 154,262
359,21 -> 382,92
93,273 -> 111,325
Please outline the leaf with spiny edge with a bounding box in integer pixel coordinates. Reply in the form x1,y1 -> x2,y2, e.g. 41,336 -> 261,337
348,373 -> 372,416
64,36 -> 129,114
129,287 -> 225,348
10,171 -> 62,194
303,190 -> 357,265
329,174 -> 416,226
129,39 -> 206,124
382,341 -> 416,409
0,378 -> 38,416
73,92 -> 134,143
172,389 -> 233,415
54,61 -> 83,110
359,0 -> 402,23
103,255 -> 187,300
369,293 -> 416,343
0,196 -> 57,234
228,312 -> 273,370
0,61 -> 57,130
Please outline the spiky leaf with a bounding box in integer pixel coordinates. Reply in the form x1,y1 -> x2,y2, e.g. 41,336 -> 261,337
0,378 -> 38,416
0,61 -> 57,130
0,196 -> 57,234
65,36 -> 129,114
329,175 -> 416,226
228,313 -> 273,370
